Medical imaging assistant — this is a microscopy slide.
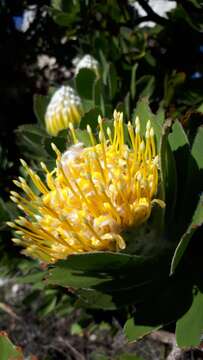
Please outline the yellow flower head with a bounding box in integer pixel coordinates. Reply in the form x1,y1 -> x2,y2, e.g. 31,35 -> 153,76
8,111 -> 164,263
45,85 -> 83,136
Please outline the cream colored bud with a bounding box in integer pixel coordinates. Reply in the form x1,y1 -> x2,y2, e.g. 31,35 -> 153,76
146,120 -> 151,130
10,196 -> 18,203
87,124 -> 91,133
7,221 -> 15,228
135,123 -> 140,134
107,127 -> 111,137
140,141 -> 145,152
98,115 -> 102,125
145,129 -> 149,138
20,159 -> 27,167
150,128 -> 154,137
135,116 -> 140,127
99,131 -> 103,142
113,109 -> 117,119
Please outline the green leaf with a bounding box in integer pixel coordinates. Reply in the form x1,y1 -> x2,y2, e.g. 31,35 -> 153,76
38,296 -> 57,317
168,121 -> 189,157
187,0 -> 202,8
197,102 -> 203,112
47,252 -> 144,290
50,4 -> 80,27
160,122 -> 177,228
134,97 -> 162,149
125,273 -> 193,330
99,49 -> 108,70
16,271 -> 47,284
104,104 -> 113,118
49,252 -> 144,272
51,0 -> 74,11
44,131 -> 68,159
155,106 -> 165,127
76,289 -> 117,310
168,121 -> 190,236
74,129 -> 91,146
80,107 -> 101,130
47,264 -> 112,288
82,99 -> 95,113
33,94 -> 50,127
0,332 -> 23,360
76,68 -> 96,99
170,194 -> 203,274
124,92 -> 130,119
0,198 -> 10,227
175,125 -> 203,239
164,71 -> 186,107
137,75 -> 155,99
47,252 -> 172,311
124,318 -> 160,342
107,63 -> 118,99
164,140 -> 177,224
16,124 -> 48,159
99,92 -> 106,116
47,252 -> 145,290
93,78 -> 102,105
70,323 -> 83,336
176,290 -> 203,347
130,63 -> 138,100
2,201 -> 19,221
191,125 -> 203,170
16,124 -> 47,139
101,54 -> 109,86
169,5 -> 203,32
52,12 -> 77,27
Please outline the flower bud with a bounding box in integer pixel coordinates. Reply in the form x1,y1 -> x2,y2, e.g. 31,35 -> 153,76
45,86 -> 83,136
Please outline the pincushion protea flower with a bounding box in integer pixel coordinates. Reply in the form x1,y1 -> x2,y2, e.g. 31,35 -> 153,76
8,111 -> 164,263
45,85 -> 83,136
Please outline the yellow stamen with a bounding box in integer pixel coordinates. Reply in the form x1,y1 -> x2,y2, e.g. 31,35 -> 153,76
69,123 -> 78,144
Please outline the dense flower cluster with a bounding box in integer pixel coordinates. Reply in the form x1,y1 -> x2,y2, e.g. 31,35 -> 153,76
45,85 -> 83,136
8,111 -> 164,263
